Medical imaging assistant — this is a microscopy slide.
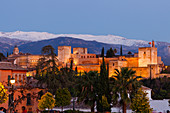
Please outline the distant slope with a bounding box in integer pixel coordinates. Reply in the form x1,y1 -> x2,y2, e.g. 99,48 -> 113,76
18,37 -> 125,54
0,36 -> 30,46
0,42 -> 12,54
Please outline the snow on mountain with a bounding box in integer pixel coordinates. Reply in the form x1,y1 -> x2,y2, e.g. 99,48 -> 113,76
0,31 -> 148,46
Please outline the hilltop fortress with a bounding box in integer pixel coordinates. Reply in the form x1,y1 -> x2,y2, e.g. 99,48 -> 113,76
7,40 -> 164,78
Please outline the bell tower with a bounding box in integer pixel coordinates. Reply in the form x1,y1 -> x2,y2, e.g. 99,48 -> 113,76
13,45 -> 19,55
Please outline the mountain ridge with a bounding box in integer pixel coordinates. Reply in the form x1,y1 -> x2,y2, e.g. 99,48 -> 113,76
0,31 -> 149,46
0,31 -> 169,65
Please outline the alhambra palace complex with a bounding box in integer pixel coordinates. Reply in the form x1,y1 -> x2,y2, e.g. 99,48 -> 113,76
8,40 -> 163,78
0,40 -> 165,112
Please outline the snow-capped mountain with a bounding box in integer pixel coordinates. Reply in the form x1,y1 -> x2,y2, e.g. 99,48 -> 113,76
0,31 -> 148,46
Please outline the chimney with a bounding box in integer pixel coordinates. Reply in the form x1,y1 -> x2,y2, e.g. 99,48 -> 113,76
152,40 -> 155,47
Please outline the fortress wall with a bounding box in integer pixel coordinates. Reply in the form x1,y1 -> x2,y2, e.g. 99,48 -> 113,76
73,47 -> 87,54
78,58 -> 99,65
125,57 -> 138,67
76,65 -> 100,73
15,55 -> 43,68
130,67 -> 149,78
99,57 -> 119,65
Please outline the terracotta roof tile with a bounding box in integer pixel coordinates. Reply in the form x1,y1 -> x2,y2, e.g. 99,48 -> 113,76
0,62 -> 27,71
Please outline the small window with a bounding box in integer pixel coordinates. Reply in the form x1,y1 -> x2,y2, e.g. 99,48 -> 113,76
113,63 -> 114,66
87,56 -> 89,58
84,56 -> 85,58
81,56 -> 83,58
144,52 -> 146,54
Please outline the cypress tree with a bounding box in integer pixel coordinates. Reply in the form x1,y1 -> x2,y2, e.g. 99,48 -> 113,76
7,52 -> 9,57
75,66 -> 77,74
120,45 -> 123,56
70,60 -> 73,70
101,47 -> 104,57
97,54 -> 111,112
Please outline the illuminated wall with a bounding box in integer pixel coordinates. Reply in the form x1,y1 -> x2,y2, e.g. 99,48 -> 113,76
58,46 -> 71,63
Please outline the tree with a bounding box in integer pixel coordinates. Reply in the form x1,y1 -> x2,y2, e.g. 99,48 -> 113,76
35,45 -> 60,94
113,48 -> 117,54
77,71 -> 99,112
0,82 -> 8,104
97,55 -> 111,112
7,52 -> 9,57
141,76 -> 170,99
112,67 -> 141,113
128,51 -> 132,55
0,53 -> 6,61
120,45 -> 123,56
130,88 -> 152,113
106,48 -> 115,58
55,88 -> 71,112
101,47 -> 104,57
100,95 -> 110,112
38,92 -> 55,111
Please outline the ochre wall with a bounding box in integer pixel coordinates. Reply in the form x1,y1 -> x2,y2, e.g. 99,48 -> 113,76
73,48 -> 87,54
126,57 -> 138,67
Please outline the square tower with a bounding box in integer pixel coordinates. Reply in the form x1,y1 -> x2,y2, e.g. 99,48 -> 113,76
138,41 -> 157,67
58,46 -> 71,63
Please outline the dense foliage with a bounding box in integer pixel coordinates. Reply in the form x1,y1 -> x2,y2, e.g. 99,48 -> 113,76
112,67 -> 141,113
106,48 -> 117,57
77,71 -> 99,112
141,76 -> 170,99
130,88 -> 152,113
38,92 -> 55,110
35,46 -> 150,112
0,82 -> 8,104
55,88 -> 72,111
35,45 -> 76,94
0,52 -> 6,61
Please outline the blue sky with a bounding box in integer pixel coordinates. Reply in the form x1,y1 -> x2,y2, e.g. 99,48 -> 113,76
0,0 -> 170,42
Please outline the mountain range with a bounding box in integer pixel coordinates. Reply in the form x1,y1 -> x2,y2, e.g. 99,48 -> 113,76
0,31 -> 169,65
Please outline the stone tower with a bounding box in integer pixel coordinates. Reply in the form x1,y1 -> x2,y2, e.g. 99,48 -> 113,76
138,40 -> 157,67
13,45 -> 19,55
58,46 -> 71,63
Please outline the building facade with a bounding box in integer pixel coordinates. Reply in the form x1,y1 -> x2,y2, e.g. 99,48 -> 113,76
7,40 -> 164,78
0,62 -> 41,113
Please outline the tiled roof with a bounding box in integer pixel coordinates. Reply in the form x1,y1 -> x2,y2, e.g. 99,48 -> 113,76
0,62 -> 27,71
141,85 -> 152,90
